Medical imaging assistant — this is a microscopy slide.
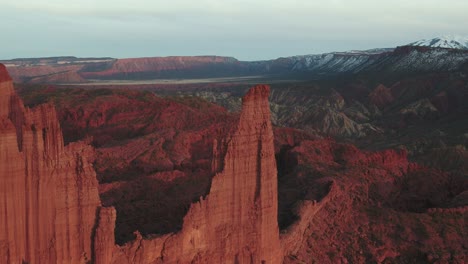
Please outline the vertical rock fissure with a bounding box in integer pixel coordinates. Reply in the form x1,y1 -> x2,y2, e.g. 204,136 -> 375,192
89,206 -> 101,264
23,153 -> 31,262
64,163 -> 71,259
32,126 -> 41,263
3,185 -> 11,263
8,96 -> 24,152
255,138 -> 262,202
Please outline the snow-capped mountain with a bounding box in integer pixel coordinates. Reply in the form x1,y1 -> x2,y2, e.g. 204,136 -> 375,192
284,46 -> 468,75
408,36 -> 468,50
279,48 -> 393,74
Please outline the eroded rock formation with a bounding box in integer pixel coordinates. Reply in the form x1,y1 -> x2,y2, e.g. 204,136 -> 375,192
1,70 -> 283,263
0,64 -> 101,263
105,85 -> 282,263
369,84 -> 394,108
4,61 -> 467,263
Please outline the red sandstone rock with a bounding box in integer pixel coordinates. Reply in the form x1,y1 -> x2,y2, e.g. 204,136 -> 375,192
1,77 -> 285,263
277,136 -> 467,263
27,86 -> 237,242
5,61 -> 464,263
101,85 -> 282,263
0,64 -> 101,263
94,207 -> 117,264
0,64 -> 12,82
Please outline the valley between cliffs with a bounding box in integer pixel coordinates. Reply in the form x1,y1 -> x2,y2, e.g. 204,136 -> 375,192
1,63 -> 466,263
1,63 -> 287,263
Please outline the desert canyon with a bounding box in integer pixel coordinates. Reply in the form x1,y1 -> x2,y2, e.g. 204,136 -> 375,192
1,0 -> 468,260
0,41 -> 467,264
1,65 -> 289,263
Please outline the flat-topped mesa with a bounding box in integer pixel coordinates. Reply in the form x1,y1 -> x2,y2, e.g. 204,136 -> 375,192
109,84 -> 282,263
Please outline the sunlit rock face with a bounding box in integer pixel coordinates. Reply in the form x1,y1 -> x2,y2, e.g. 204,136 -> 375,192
0,70 -> 283,263
0,64 -> 101,264
107,84 -> 282,263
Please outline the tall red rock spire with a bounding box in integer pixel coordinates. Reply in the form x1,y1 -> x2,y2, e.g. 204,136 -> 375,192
179,84 -> 282,263
0,64 -> 101,264
107,84 -> 283,263
0,67 -> 283,263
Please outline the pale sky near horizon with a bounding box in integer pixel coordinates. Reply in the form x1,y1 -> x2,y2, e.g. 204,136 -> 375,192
0,0 -> 467,60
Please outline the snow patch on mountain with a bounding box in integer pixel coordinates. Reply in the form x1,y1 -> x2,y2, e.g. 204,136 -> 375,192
290,48 -> 392,73
408,36 -> 468,50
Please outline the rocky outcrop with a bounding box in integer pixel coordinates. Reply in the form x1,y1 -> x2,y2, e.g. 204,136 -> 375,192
0,64 -> 11,82
1,73 -> 284,263
276,137 -> 467,263
94,207 -> 117,264
399,98 -> 439,119
96,85 -> 282,263
183,84 -> 281,263
0,64 -> 101,263
369,84 -> 394,108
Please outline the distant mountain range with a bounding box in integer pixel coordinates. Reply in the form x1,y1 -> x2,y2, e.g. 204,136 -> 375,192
2,36 -> 468,84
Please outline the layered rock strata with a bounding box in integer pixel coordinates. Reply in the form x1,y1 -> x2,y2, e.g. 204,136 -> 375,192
107,84 -> 282,263
1,67 -> 283,264
0,64 -> 101,263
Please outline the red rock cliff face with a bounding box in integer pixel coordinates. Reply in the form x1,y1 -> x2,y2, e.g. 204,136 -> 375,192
0,64 -> 11,82
0,64 -> 101,263
101,85 -> 282,263
179,84 -> 282,263
1,70 -> 283,263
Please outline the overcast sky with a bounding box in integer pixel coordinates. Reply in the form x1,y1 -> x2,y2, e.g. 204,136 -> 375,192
0,0 -> 467,60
